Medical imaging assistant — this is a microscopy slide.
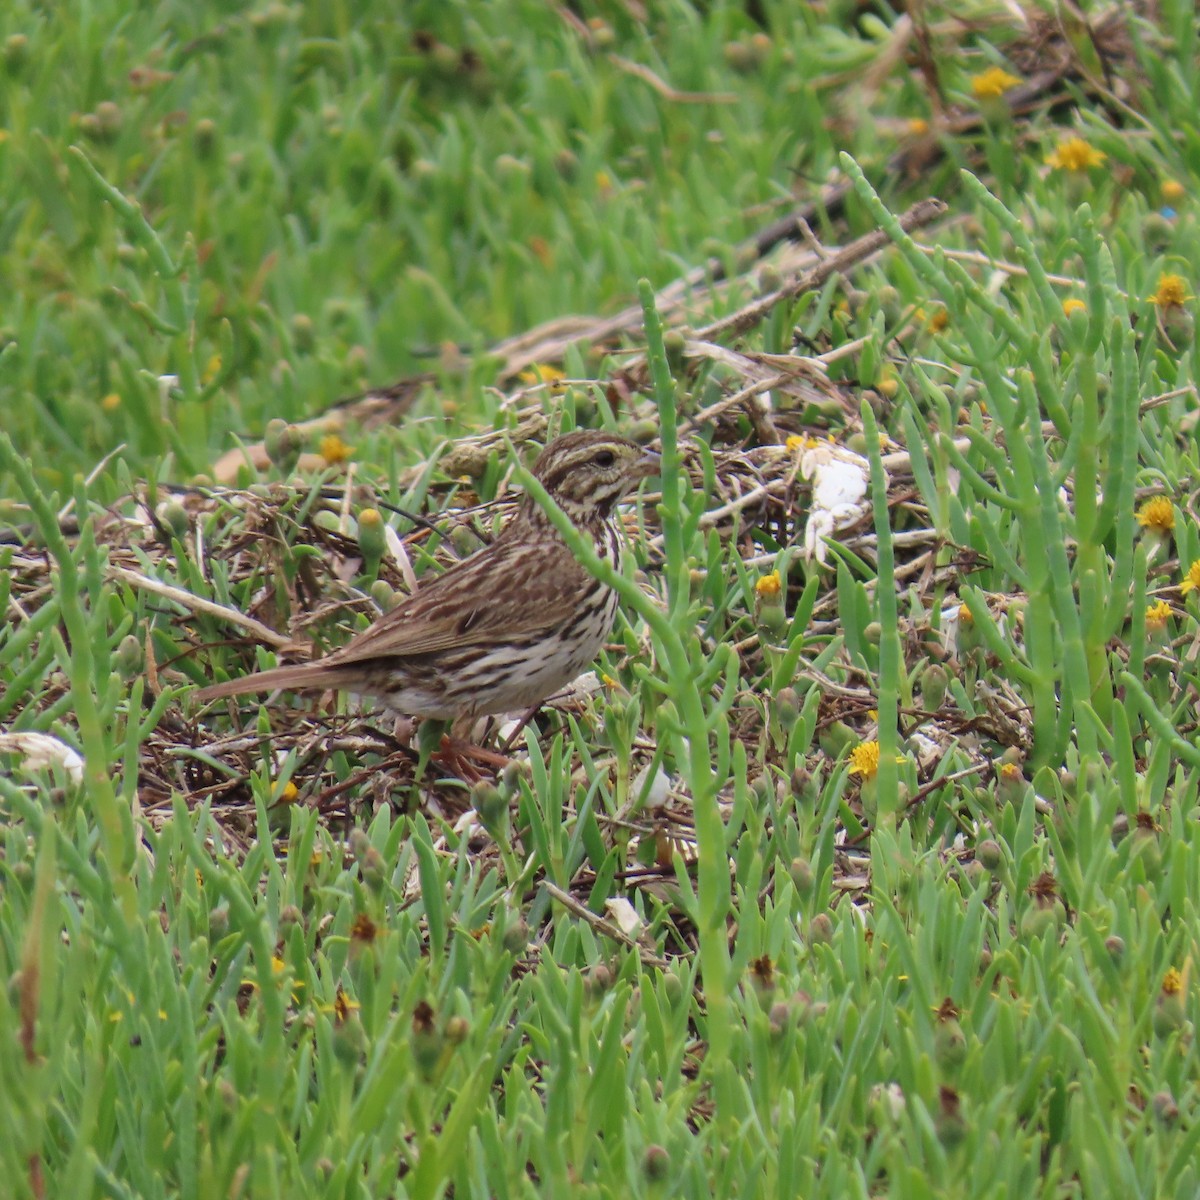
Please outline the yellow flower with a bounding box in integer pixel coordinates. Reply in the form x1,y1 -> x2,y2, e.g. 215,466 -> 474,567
101,392 -> 122,412
277,781 -> 299,806
1045,137 -> 1105,172
998,761 -> 1023,783
786,434 -> 819,454
330,987 -> 360,1023
1145,600 -> 1172,633
848,740 -> 880,779
1135,497 -> 1175,535
320,433 -> 352,464
1155,966 -> 1187,1033
1061,298 -> 1087,317
926,307 -> 949,333
906,117 -> 929,136
1162,180 -> 1185,203
876,374 -> 899,399
1180,559 -> 1200,595
1150,273 -> 1190,308
517,363 -> 566,387
957,603 -> 973,624
201,353 -> 222,386
755,571 -> 782,600
971,66 -> 1020,100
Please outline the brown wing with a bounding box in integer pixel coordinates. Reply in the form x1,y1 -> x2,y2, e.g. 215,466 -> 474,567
323,534 -> 590,665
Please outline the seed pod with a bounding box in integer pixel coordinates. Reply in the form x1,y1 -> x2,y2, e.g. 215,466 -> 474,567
471,779 -> 508,842
933,1000 -> 968,1071
501,914 -> 529,956
935,1086 -> 967,1148
1020,872 -> 1065,940
1152,1090 -> 1180,1125
114,633 -> 144,680
359,846 -> 386,892
410,1001 -> 444,1079
642,1145 -> 670,1182
774,686 -> 801,732
356,508 -> 386,577
4,33 -> 29,73
768,999 -> 796,1037
348,828 -> 371,862
789,857 -> 815,896
919,663 -> 949,711
157,498 -> 191,541
807,912 -> 834,945
1129,813 -> 1162,877
975,839 -> 1002,871
209,905 -> 230,939
331,1006 -> 366,1065
662,330 -> 687,373
193,118 -> 218,158
264,418 -> 301,473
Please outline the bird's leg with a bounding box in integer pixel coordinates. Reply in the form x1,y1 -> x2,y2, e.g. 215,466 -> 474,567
413,716 -> 513,782
437,739 -> 511,782
440,718 -> 514,774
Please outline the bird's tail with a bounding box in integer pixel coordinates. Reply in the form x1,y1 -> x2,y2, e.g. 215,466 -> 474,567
194,663 -> 358,703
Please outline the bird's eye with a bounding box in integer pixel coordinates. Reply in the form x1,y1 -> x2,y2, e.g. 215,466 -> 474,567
594,450 -> 616,468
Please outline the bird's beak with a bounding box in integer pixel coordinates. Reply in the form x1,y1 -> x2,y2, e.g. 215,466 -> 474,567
633,448 -> 661,483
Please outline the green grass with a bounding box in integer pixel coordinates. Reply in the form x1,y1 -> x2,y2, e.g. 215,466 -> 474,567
0,0 -> 854,483
5,0 -> 1200,1196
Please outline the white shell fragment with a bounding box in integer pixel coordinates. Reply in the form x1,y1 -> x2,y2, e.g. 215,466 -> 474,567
631,764 -> 672,810
869,1082 -> 907,1122
799,443 -> 875,563
493,717 -> 525,745
939,603 -> 961,645
0,732 -> 85,785
604,897 -> 644,939
908,732 -> 942,772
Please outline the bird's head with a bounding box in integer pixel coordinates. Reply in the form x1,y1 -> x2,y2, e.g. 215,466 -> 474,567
527,430 -> 659,523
